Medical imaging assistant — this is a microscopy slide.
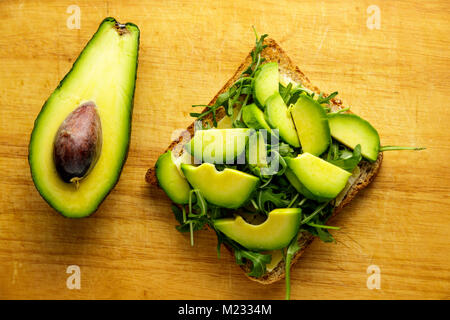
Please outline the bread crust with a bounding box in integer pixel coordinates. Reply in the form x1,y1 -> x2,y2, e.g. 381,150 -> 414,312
145,38 -> 383,284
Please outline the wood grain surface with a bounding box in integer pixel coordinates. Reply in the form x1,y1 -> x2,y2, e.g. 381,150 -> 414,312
0,0 -> 449,300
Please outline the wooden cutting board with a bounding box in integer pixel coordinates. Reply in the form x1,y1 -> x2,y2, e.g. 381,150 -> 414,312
0,0 -> 448,299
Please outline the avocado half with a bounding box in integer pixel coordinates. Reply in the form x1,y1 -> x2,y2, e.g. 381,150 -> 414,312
28,18 -> 140,218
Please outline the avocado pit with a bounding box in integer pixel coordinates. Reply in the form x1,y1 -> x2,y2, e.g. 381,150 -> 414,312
53,101 -> 102,185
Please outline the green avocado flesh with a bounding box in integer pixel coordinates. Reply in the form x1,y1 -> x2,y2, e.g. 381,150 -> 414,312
285,153 -> 351,201
185,129 -> 249,164
181,163 -> 259,209
284,167 -> 329,202
242,103 -> 272,132
254,62 -> 279,107
155,151 -> 191,204
328,113 -> 380,162
265,92 -> 300,147
28,18 -> 139,218
291,95 -> 331,156
246,131 -> 268,167
214,208 -> 302,251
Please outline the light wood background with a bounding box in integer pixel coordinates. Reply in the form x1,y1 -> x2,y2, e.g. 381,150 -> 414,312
0,0 -> 448,300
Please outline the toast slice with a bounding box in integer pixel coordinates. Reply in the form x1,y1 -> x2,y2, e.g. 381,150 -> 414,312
145,38 -> 383,284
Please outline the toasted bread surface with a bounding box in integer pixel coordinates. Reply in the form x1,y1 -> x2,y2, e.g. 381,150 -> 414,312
145,38 -> 382,284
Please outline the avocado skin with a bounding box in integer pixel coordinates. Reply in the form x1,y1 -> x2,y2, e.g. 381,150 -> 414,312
28,17 -> 140,218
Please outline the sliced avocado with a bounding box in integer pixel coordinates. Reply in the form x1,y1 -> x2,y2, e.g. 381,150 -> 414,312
328,113 -> 380,162
217,105 -> 242,129
253,62 -> 279,107
214,208 -> 302,251
265,92 -> 300,147
242,103 -> 272,132
28,17 -> 139,218
246,131 -> 268,168
264,249 -> 284,272
185,129 -> 249,164
285,153 -> 351,201
181,163 -> 259,209
291,95 -> 331,156
155,151 -> 191,204
216,116 -> 233,129
284,167 -> 329,202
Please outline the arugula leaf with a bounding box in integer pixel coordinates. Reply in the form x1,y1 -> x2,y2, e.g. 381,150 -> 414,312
287,193 -> 300,208
317,91 -> 338,105
173,190 -> 208,244
257,188 -> 291,214
279,83 -> 293,103
234,248 -> 272,277
380,146 -> 426,151
301,202 -> 336,243
231,119 -> 247,128
306,222 -> 340,230
211,223 -> 226,258
326,141 -> 340,161
301,201 -> 330,225
328,144 -> 362,172
212,223 -> 272,277
241,27 -> 268,76
305,225 -> 335,243
277,142 -> 296,157
285,232 -> 302,300
188,189 -> 207,218
171,205 -> 184,225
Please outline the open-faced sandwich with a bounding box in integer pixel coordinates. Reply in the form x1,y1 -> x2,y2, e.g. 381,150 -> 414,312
146,30 -> 422,299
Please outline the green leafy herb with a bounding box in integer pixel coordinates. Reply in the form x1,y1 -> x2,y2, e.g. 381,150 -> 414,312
287,193 -> 300,208
171,205 -> 184,225
174,190 -> 209,245
188,189 -> 207,218
380,146 -> 426,152
301,201 -> 330,225
257,187 -> 291,214
234,248 -> 272,277
212,224 -> 272,277
241,26 -> 268,76
326,141 -> 340,161
277,142 -> 296,157
312,226 -> 335,243
317,91 -> 338,105
231,119 -> 247,128
302,203 -> 336,243
279,82 -> 293,103
333,106 -> 351,113
285,233 -> 302,300
306,222 -> 340,230
328,144 -> 362,172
